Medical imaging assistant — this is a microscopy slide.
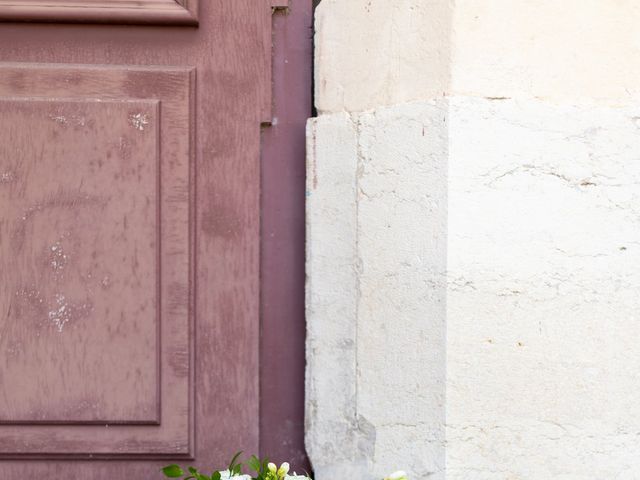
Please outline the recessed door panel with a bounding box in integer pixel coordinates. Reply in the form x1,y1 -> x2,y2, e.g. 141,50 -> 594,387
0,64 -> 193,458
0,97 -> 160,425
0,0 -> 198,25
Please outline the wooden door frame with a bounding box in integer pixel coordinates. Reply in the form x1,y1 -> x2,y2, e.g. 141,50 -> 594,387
260,1 -> 313,472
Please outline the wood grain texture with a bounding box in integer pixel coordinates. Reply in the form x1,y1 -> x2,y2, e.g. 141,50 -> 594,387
0,97 -> 160,426
0,0 -> 287,475
0,0 -> 198,25
0,64 -> 194,458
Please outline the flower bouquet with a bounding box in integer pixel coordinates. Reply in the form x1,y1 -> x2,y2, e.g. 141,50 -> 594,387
161,452 -> 408,480
162,453 -> 310,480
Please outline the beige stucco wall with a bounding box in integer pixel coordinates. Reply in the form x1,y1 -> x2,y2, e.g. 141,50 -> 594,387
314,0 -> 450,113
316,0 -> 640,110
307,1 -> 640,479
452,0 -> 640,104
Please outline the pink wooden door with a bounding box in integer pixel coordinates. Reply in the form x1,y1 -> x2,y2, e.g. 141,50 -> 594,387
0,1 -> 286,477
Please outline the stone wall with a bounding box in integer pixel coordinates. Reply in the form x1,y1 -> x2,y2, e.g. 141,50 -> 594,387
306,1 -> 640,478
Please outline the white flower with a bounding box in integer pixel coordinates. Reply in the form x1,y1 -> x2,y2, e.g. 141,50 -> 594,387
277,462 -> 290,477
268,463 -> 278,473
218,470 -> 252,480
385,471 -> 408,480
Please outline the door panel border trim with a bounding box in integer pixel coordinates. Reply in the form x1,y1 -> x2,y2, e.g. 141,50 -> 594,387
0,0 -> 198,26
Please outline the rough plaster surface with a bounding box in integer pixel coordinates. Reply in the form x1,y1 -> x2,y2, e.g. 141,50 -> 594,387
307,96 -> 640,478
452,0 -> 640,104
356,103 -> 447,480
305,114 -> 370,479
309,0 -> 640,478
306,102 -> 447,480
315,0 -> 640,113
446,97 -> 640,479
314,0 -> 451,114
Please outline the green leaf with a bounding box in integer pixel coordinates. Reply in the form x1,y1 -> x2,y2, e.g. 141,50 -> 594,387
162,465 -> 185,478
248,455 -> 261,472
189,467 -> 199,474
233,464 -> 242,475
228,451 -> 243,470
211,472 -> 222,480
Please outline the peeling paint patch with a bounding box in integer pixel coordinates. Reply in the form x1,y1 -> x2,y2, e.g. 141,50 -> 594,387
101,275 -> 111,289
49,241 -> 68,273
15,288 -> 44,305
48,113 -> 87,127
46,293 -> 94,333
1,171 -> 14,183
48,293 -> 70,333
129,113 -> 149,131
49,114 -> 68,125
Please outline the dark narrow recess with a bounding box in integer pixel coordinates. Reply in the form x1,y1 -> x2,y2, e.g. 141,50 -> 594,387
260,0 -> 314,474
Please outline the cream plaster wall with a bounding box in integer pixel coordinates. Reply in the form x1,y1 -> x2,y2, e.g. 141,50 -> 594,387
315,0 -> 640,111
307,1 -> 640,479
314,0 -> 450,113
306,102 -> 449,480
446,97 -> 640,479
452,0 -> 640,104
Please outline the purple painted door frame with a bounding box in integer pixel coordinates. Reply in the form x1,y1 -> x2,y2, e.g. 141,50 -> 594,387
260,0 -> 313,472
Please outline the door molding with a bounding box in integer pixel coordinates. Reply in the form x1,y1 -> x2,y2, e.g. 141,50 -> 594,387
0,63 -> 195,460
0,0 -> 198,25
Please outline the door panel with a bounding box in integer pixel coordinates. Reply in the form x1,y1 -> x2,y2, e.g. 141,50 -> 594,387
0,0 -> 198,25
0,1 -> 274,477
0,65 -> 193,458
1,98 -> 160,426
